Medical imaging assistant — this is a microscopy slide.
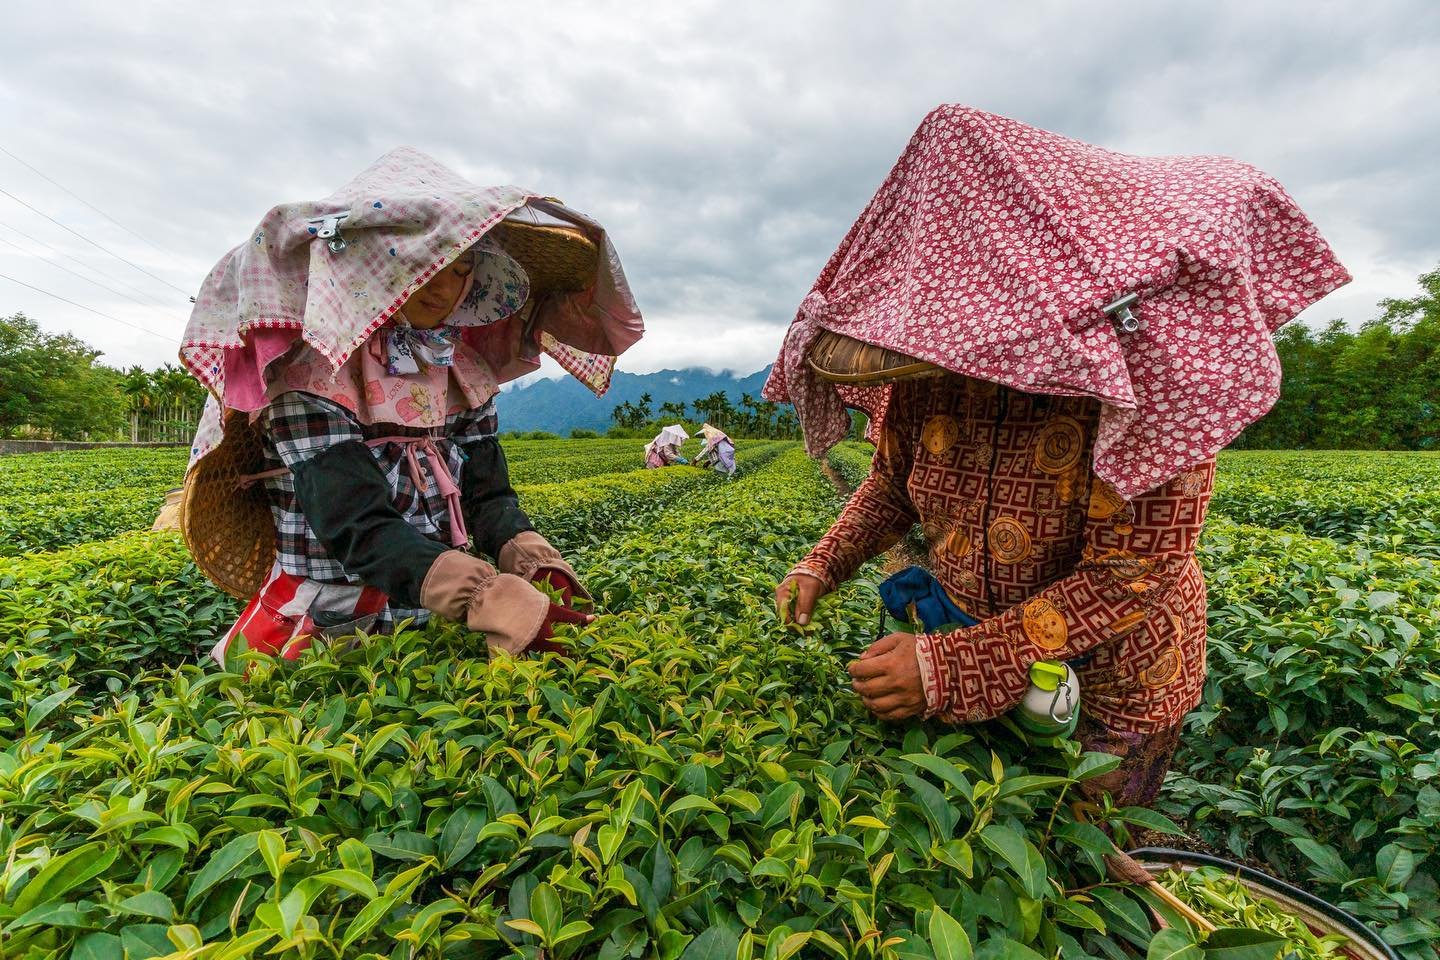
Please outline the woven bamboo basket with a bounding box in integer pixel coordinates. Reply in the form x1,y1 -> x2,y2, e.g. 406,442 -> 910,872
1128,848 -> 1398,960
806,329 -> 943,386
150,487 -> 184,532
181,411 -> 276,600
493,219 -> 598,294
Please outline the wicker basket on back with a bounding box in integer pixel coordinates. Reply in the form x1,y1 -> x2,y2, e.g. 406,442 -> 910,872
806,329 -> 943,386
179,214 -> 601,602
181,411 -> 276,600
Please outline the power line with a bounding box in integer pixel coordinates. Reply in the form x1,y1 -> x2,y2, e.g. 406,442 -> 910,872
0,184 -> 192,298
0,145 -> 169,256
0,216 -> 173,308
0,231 -> 174,313
0,270 -> 179,344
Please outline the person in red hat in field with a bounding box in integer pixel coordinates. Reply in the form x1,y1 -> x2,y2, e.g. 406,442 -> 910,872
766,106 -> 1350,805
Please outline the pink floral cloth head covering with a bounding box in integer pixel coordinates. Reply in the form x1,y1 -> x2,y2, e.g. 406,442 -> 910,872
763,105 -> 1350,498
182,147 -> 643,465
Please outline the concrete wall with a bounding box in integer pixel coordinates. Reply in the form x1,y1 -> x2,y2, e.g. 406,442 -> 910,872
0,440 -> 188,456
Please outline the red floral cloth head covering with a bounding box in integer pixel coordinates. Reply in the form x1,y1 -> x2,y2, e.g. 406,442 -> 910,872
763,105 -> 1350,498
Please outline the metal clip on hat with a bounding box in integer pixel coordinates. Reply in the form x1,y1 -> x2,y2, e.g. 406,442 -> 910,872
1103,292 -> 1142,333
307,212 -> 351,253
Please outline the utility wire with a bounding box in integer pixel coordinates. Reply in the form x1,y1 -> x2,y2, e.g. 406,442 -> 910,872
0,270 -> 179,344
0,232 -> 174,313
0,145 -> 168,255
0,217 -> 173,308
0,184 -> 192,298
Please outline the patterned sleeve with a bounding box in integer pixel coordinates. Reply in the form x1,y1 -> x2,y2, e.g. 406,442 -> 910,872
791,382 -> 923,589
261,392 -> 365,467
914,461 -> 1216,725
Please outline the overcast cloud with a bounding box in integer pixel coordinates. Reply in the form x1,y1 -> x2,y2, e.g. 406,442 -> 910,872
1,1 -> 1437,378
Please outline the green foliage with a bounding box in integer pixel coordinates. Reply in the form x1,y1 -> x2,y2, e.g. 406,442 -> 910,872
828,443 -> 876,490
0,447 -> 188,555
0,441 -> 1435,957
1209,451 -> 1440,557
614,390 -> 801,440
1,445 -> 1160,958
1237,263 -> 1440,450
1165,515 -> 1439,951
0,314 -> 208,442
0,312 -> 127,440
1161,450 -> 1440,956
119,364 -> 207,443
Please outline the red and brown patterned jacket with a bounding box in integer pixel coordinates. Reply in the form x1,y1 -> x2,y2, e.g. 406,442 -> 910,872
794,376 -> 1214,734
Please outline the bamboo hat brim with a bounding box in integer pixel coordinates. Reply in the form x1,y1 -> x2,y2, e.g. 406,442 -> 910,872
493,216 -> 599,295
806,329 -> 943,386
180,411 -> 275,600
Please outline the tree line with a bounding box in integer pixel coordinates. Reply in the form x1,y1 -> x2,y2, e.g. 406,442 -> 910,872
6,262 -> 1438,447
610,390 -> 804,439
0,313 -> 206,441
1234,263 -> 1439,449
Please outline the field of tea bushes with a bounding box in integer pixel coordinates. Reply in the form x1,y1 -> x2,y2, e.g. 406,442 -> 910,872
0,441 -> 1435,959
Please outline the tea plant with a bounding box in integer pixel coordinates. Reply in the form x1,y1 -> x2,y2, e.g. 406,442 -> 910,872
1165,516 -> 1440,953
2,442 -> 1437,957
1,448 -> 1166,958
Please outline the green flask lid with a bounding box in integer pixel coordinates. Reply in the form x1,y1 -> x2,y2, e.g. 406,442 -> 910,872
1029,660 -> 1067,692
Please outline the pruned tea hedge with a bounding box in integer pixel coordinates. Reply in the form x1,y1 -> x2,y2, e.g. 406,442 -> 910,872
0,442 -> 1434,957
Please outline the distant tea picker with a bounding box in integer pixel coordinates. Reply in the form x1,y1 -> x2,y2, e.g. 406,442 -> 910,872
767,105 -> 1350,805
695,423 -> 736,476
177,148 -> 643,664
643,424 -> 689,468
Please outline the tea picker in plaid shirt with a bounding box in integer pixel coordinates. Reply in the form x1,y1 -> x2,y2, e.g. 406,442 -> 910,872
178,149 -> 644,664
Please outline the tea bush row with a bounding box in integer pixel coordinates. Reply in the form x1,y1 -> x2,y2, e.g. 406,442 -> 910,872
0,447 -> 1166,959
0,486 -> 169,556
1209,451 -> 1440,556
826,444 -> 875,491
4,442 -> 1436,956
1165,517 -> 1440,951
509,440 -> 772,487
0,442 -> 789,715
0,447 -> 188,498
0,440 -> 769,559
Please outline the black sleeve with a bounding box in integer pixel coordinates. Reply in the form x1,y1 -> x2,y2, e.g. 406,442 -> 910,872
291,440 -> 449,608
457,436 -> 535,561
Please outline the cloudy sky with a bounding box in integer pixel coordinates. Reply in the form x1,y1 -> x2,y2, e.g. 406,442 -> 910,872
2,1 -> 1437,379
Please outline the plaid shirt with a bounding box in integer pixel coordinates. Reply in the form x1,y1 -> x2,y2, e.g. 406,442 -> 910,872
259,391 -> 498,630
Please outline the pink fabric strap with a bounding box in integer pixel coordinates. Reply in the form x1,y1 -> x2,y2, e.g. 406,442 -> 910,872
365,435 -> 469,548
237,436 -> 469,548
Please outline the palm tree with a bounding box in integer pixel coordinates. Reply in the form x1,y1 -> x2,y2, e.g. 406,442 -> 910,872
692,390 -> 734,431
120,366 -> 155,441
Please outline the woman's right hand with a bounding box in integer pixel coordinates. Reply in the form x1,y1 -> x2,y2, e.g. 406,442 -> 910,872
775,571 -> 828,626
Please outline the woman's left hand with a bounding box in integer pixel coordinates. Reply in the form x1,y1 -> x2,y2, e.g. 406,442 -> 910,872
848,632 -> 927,720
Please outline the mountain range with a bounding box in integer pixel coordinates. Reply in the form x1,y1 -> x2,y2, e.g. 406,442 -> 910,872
495,364 -> 776,434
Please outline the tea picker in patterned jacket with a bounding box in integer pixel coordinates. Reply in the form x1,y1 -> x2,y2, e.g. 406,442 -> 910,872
765,105 -> 1350,805
179,148 -> 643,666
